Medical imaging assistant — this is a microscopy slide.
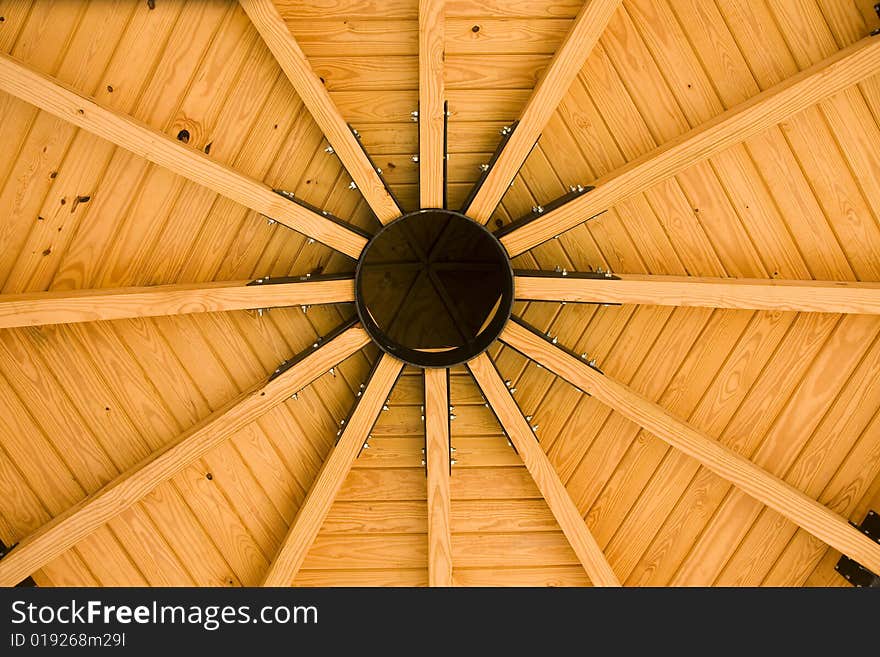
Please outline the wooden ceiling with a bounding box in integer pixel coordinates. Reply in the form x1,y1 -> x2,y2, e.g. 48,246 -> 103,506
0,0 -> 879,587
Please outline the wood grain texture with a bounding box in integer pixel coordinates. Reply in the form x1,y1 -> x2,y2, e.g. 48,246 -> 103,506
0,52 -> 367,259
501,34 -> 880,255
514,274 -> 880,314
465,0 -> 622,222
0,324 -> 370,587
263,354 -> 403,586
0,278 -> 355,328
419,0 -> 445,208
239,0 -> 401,224
467,352 -> 620,586
500,319 -> 880,575
424,367 -> 453,585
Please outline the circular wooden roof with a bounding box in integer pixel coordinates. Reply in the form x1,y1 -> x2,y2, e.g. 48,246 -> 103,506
0,0 -> 878,587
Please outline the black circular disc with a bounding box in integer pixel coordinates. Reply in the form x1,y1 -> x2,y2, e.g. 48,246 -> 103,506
355,209 -> 514,368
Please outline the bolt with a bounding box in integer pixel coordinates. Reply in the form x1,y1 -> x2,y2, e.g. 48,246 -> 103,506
421,459 -> 426,466
257,308 -> 264,317
410,110 -> 419,121
301,305 -> 309,313
348,181 -> 357,190
376,167 -> 383,174
509,388 -> 517,394
324,145 -> 335,154
500,126 -> 512,135
450,459 -> 457,465
362,442 -> 369,449
307,238 -> 315,244
266,218 -> 276,225
412,155 -> 419,163
589,359 -> 597,368
532,424 -> 539,432
450,414 -> 456,421
382,404 -> 390,412
479,163 -> 489,172
328,367 -> 336,376
291,392 -> 298,400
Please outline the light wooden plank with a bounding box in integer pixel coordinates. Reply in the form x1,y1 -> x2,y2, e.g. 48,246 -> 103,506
0,52 -> 366,259
465,0 -> 623,222
264,354 -> 404,586
0,278 -> 355,328
514,274 -> 880,314
500,319 -> 880,575
467,352 -> 620,585
424,367 -> 453,585
500,35 -> 880,255
419,0 -> 445,207
0,324 -> 370,587
239,0 -> 401,224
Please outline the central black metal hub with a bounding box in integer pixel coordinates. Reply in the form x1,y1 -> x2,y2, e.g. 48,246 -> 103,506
355,209 -> 513,368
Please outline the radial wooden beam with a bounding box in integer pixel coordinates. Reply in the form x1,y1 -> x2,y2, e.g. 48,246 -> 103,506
465,0 -> 623,223
500,318 -> 880,576
500,34 -> 880,256
467,352 -> 620,586
262,354 -> 404,586
424,367 -> 453,586
0,277 -> 355,329
0,53 -> 366,259
418,0 -> 446,208
514,273 -> 880,314
240,0 -> 400,224
0,322 -> 370,587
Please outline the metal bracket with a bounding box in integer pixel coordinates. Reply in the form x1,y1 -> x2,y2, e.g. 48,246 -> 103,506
443,100 -> 449,210
513,267 -> 622,307
460,120 -> 534,213
268,316 -> 359,383
271,188 -> 373,242
493,185 -> 597,240
509,315 -> 605,377
346,123 -> 404,219
0,540 -> 36,587
835,510 -> 880,587
353,356 -> 403,456
247,272 -> 353,286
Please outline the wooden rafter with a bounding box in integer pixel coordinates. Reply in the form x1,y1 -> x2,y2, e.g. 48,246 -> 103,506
240,0 -> 401,224
500,319 -> 880,576
465,0 -> 623,223
424,367 -> 453,586
418,0 -> 446,208
0,278 -> 355,329
262,354 -> 403,586
0,53 -> 366,259
467,352 -> 620,586
0,323 -> 370,587
514,273 -> 880,314
500,35 -> 880,256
